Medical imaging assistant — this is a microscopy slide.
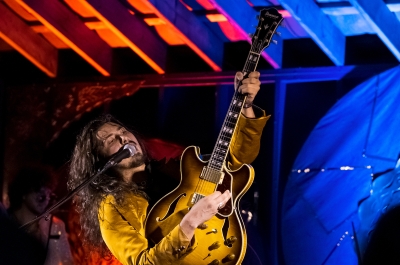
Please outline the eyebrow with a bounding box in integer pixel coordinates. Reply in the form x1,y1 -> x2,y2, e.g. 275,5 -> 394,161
98,125 -> 123,141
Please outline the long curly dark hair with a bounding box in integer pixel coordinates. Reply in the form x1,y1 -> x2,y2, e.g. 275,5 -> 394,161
67,114 -> 149,254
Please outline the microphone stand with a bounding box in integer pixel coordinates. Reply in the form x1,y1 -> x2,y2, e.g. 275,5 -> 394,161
19,162 -> 115,229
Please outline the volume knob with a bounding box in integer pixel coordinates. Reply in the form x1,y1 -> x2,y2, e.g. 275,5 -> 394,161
198,223 -> 208,229
222,254 -> 235,262
209,259 -> 219,265
208,241 -> 221,251
226,236 -> 237,245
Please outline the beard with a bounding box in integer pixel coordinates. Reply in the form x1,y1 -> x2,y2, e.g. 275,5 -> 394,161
115,152 -> 146,170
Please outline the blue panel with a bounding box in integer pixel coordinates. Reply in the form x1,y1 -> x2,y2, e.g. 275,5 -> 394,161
280,0 -> 345,65
247,0 -> 274,7
350,0 -> 400,60
281,65 -> 400,264
326,13 -> 375,36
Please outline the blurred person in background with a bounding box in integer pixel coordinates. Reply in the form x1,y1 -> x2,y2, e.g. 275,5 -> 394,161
7,164 -> 74,265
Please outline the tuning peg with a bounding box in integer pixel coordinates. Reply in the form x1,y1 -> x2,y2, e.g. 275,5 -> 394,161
256,15 -> 264,21
280,21 -> 286,28
275,31 -> 282,37
249,33 -> 258,39
272,40 -> 278,45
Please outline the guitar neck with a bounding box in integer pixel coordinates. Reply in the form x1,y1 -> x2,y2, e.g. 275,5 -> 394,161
208,49 -> 261,173
206,7 -> 282,174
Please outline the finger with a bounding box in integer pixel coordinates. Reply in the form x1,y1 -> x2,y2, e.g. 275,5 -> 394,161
248,71 -> 260,79
235,71 -> 244,81
240,84 -> 261,95
206,191 -> 222,200
216,189 -> 231,203
241,77 -> 261,85
222,189 -> 231,202
216,190 -> 231,209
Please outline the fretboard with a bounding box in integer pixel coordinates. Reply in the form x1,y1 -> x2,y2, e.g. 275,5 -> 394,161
207,48 -> 262,174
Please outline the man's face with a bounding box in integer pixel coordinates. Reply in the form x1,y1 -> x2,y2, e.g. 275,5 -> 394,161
96,122 -> 145,169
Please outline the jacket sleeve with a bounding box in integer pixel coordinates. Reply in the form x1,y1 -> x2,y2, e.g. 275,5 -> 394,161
99,195 -> 197,265
228,110 -> 270,170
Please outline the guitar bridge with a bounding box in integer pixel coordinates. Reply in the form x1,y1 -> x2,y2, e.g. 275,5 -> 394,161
189,192 -> 205,206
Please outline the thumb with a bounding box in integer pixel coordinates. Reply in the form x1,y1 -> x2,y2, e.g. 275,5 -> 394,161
234,72 -> 244,91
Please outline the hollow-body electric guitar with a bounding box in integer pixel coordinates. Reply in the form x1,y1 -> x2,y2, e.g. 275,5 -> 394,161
145,8 -> 283,265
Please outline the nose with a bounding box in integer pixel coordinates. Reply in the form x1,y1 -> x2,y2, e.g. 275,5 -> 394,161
116,133 -> 129,144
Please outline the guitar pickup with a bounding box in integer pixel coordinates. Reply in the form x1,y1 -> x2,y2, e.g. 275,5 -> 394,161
200,167 -> 225,184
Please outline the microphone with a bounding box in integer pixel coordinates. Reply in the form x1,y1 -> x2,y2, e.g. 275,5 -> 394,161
21,144 -> 136,229
104,144 -> 137,167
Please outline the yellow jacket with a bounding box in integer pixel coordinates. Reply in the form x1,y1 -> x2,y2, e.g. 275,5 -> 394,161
99,112 -> 269,265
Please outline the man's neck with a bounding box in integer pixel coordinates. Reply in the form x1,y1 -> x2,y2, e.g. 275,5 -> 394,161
119,163 -> 146,183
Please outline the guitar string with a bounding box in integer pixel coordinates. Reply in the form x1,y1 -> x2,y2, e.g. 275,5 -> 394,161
195,20 -> 275,203
193,39 -> 260,204
194,43 -> 259,203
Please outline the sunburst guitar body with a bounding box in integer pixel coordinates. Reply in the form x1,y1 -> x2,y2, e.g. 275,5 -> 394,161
146,146 -> 254,264
145,8 -> 283,265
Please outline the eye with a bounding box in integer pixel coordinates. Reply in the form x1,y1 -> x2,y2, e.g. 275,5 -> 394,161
106,137 -> 115,145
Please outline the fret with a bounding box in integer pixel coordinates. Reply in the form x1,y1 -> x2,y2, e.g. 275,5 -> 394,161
212,154 -> 224,160
210,160 -> 222,168
217,140 -> 229,146
215,147 -> 226,153
228,111 -> 239,119
214,150 -> 226,155
225,121 -> 236,127
212,155 -> 224,161
220,136 -> 231,142
213,155 -> 225,161
215,146 -> 228,152
222,126 -> 233,134
211,160 -> 224,167
214,152 -> 227,158
212,153 -> 224,158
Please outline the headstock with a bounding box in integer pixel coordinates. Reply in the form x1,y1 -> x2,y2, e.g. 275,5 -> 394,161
251,8 -> 284,53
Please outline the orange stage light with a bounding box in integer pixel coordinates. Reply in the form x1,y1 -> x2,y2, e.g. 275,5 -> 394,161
78,0 -> 165,74
206,14 -> 227,22
128,0 -> 221,72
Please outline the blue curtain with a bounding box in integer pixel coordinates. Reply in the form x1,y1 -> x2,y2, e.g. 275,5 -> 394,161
281,65 -> 400,265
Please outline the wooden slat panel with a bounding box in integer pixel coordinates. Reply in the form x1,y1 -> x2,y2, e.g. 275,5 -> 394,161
133,0 -> 224,71
0,2 -> 58,77
16,0 -> 112,76
81,0 -> 167,74
3,0 -> 36,21
350,0 -> 400,61
280,0 -> 346,66
212,0 -> 283,68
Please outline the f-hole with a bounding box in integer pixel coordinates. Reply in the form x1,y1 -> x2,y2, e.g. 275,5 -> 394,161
156,193 -> 186,222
